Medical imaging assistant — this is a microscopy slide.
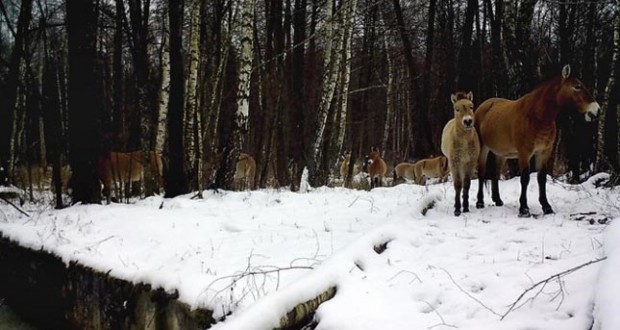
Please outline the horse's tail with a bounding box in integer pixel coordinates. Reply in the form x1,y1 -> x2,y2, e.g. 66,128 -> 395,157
483,150 -> 496,190
392,167 -> 397,184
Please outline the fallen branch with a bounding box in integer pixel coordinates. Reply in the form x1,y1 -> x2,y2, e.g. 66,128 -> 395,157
0,195 -> 30,217
501,257 -> 607,320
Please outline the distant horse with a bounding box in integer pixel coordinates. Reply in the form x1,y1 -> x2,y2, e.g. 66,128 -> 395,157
234,152 -> 256,190
475,65 -> 599,217
441,91 -> 480,216
97,151 -> 164,202
340,151 -> 362,182
393,162 -> 416,183
413,156 -> 449,185
367,147 -> 387,189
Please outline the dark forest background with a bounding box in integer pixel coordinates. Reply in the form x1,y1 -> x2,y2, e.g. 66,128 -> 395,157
0,0 -> 618,205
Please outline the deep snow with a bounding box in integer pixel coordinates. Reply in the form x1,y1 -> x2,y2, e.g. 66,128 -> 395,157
0,173 -> 618,330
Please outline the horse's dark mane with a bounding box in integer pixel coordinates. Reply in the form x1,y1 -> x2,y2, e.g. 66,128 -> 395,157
453,91 -> 471,101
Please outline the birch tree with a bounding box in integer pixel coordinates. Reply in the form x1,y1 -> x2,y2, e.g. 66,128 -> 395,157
185,0 -> 203,191
214,0 -> 255,189
155,10 -> 170,154
308,0 -> 344,186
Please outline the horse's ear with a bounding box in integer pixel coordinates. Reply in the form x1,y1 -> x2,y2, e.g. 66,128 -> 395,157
562,65 -> 571,79
467,91 -> 473,101
451,93 -> 457,105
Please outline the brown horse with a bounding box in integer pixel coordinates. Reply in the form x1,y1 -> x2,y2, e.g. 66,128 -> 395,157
97,151 -> 164,202
413,156 -> 449,185
367,147 -> 387,189
475,65 -> 599,217
441,91 -> 480,216
234,152 -> 256,190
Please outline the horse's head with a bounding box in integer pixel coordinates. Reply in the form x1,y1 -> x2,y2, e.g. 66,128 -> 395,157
369,147 -> 381,160
558,64 -> 599,122
450,91 -> 475,130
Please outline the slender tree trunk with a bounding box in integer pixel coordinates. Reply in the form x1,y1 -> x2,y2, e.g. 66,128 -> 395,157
185,0 -> 203,191
113,0 -> 125,148
456,0 -> 477,91
596,0 -> 620,172
0,0 -> 32,186
335,0 -> 358,158
391,0 -> 429,159
381,18 -> 394,154
290,0 -> 307,191
308,0 -> 343,186
66,0 -> 103,204
156,10 -> 170,154
165,0 -> 189,197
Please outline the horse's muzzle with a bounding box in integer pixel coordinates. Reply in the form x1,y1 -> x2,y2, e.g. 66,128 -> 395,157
585,102 -> 600,122
463,117 -> 474,129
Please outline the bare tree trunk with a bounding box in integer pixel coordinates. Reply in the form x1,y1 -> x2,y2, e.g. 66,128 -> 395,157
66,0 -> 103,204
165,0 -> 189,197
156,10 -> 170,154
597,0 -> 620,172
113,0 -> 125,148
335,0 -> 358,158
381,18 -> 394,154
185,0 -> 203,192
290,0 -> 307,191
0,0 -> 32,186
308,0 -> 344,186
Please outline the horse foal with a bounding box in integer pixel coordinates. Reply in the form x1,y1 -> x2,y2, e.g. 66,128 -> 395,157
441,92 -> 480,216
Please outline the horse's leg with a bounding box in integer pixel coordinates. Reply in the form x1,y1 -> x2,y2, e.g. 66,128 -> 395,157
462,173 -> 471,213
536,150 -> 554,214
518,153 -> 532,218
491,156 -> 505,206
476,147 -> 489,208
453,171 -> 463,216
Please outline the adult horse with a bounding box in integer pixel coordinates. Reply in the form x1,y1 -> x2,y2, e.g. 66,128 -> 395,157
475,65 -> 599,217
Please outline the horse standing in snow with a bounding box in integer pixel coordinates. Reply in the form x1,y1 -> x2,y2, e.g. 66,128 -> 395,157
412,156 -> 449,185
475,65 -> 599,217
441,91 -> 480,216
234,152 -> 256,190
367,147 -> 387,189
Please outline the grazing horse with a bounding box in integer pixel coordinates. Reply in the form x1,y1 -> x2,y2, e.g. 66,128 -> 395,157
367,147 -> 387,189
413,156 -> 449,185
475,65 -> 599,217
393,162 -> 416,183
234,152 -> 256,190
97,151 -> 164,202
441,91 -> 480,216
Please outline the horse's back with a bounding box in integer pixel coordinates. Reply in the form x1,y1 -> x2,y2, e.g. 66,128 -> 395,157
475,98 -> 521,158
395,162 -> 415,180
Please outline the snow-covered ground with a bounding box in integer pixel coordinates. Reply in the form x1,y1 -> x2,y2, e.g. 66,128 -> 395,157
0,173 -> 618,330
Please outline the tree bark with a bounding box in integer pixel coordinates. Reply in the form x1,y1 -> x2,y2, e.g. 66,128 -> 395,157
0,0 -> 33,186
596,0 -> 620,172
156,9 -> 170,154
66,0 -> 103,204
165,0 -> 189,197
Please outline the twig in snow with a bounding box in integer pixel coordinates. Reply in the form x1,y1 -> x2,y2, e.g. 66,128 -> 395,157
388,270 -> 423,284
0,196 -> 30,217
420,300 -> 457,329
501,257 -> 607,320
439,267 -> 502,318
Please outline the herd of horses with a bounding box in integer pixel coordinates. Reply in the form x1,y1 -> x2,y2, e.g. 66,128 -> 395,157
10,66 -> 600,217
348,65 -> 600,217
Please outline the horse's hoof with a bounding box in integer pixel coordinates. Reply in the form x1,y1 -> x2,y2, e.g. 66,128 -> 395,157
518,208 -> 531,218
543,206 -> 554,215
476,201 -> 485,209
493,199 -> 504,206
454,209 -> 461,216
463,207 -> 470,213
